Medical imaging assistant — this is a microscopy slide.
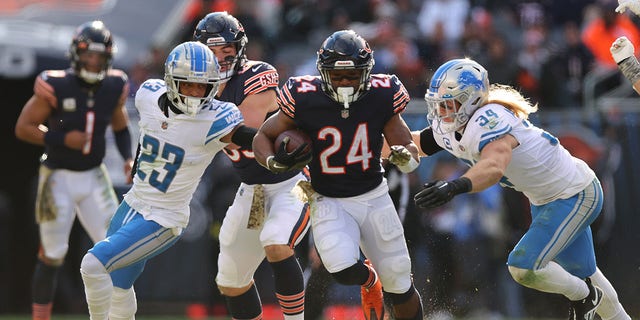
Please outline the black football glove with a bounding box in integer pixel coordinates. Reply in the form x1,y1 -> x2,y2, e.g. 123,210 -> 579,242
414,177 -> 472,208
266,137 -> 312,173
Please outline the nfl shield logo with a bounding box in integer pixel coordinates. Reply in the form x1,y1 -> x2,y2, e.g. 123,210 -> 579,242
161,122 -> 168,130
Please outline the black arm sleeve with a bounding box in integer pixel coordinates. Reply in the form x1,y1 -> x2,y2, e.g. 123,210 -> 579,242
419,128 -> 444,156
231,125 -> 258,148
114,127 -> 133,160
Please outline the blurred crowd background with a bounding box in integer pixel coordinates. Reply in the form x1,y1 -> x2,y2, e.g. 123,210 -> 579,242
2,0 -> 640,319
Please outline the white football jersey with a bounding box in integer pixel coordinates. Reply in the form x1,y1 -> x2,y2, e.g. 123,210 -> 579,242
433,103 -> 595,205
124,79 -> 243,228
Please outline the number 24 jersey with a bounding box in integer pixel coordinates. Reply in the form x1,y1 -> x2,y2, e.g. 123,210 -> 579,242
277,74 -> 410,198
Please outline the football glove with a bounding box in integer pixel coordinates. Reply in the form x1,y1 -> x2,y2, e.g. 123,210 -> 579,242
414,177 -> 472,209
611,36 -> 635,64
388,145 -> 419,173
616,0 -> 640,16
266,137 -> 312,173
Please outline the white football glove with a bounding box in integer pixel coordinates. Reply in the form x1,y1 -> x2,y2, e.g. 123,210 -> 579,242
388,145 -> 419,173
611,36 -> 635,64
616,0 -> 640,16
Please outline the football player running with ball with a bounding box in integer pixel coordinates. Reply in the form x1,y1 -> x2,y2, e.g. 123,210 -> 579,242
411,58 -> 631,320
253,30 -> 423,320
79,41 -> 258,320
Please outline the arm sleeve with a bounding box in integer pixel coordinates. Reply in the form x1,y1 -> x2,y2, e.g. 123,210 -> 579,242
231,125 -> 258,148
114,127 -> 133,160
419,128 -> 444,156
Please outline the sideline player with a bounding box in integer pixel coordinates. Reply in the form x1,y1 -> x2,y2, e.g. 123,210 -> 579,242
14,20 -> 132,320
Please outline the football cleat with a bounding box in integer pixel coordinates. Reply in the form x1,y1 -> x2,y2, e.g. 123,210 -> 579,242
360,259 -> 385,320
569,278 -> 603,320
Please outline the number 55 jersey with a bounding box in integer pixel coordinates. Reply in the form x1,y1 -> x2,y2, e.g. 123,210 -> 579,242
124,79 -> 243,229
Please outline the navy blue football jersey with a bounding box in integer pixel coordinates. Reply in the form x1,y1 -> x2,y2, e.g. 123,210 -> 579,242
36,68 -> 128,170
217,60 -> 299,184
277,74 -> 410,197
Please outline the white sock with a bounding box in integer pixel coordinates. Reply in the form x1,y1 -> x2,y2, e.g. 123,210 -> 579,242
80,253 -> 112,320
110,287 -> 137,320
590,268 -> 631,320
508,261 -> 588,301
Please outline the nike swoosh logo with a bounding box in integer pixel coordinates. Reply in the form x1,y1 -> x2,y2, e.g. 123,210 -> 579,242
251,65 -> 261,72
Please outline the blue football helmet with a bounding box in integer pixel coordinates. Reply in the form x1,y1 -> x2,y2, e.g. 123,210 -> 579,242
425,58 -> 489,134
164,41 -> 221,116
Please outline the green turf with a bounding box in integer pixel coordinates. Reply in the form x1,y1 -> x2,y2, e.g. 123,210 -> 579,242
0,316 -> 566,320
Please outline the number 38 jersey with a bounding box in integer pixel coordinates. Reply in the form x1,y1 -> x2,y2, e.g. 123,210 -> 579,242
277,74 -> 410,197
124,79 -> 243,228
433,103 -> 595,205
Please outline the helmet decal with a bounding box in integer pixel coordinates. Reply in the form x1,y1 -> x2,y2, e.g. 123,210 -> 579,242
164,42 -> 221,116
425,58 -> 489,134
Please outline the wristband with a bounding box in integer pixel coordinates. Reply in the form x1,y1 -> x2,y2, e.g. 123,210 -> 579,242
450,177 -> 472,195
114,127 -> 133,160
396,156 -> 419,173
44,131 -> 66,147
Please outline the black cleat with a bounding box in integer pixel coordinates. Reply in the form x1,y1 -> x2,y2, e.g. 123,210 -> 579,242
569,278 -> 603,320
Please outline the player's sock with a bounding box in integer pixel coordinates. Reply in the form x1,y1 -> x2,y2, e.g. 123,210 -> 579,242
590,268 -> 632,320
110,287 -> 137,320
270,255 -> 305,319
80,253 -> 112,320
388,286 -> 424,320
362,261 -> 378,289
226,283 -> 262,319
32,303 -> 52,320
32,260 -> 60,320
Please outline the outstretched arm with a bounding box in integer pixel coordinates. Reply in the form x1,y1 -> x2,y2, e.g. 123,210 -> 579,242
611,36 -> 640,94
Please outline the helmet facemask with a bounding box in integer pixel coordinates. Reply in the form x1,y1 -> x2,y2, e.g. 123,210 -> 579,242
317,30 -> 374,106
192,12 -> 248,83
164,42 -> 221,116
425,59 -> 489,134
69,21 -> 114,84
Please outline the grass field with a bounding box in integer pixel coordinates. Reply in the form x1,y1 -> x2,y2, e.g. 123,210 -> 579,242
0,316 -> 565,320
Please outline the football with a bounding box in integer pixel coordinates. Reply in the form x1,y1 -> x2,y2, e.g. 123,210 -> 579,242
275,129 -> 312,153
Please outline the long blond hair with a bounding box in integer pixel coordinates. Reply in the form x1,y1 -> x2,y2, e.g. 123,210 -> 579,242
486,84 -> 538,119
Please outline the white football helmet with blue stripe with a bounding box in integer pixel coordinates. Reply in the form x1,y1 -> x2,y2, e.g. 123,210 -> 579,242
164,41 -> 221,116
425,58 -> 489,134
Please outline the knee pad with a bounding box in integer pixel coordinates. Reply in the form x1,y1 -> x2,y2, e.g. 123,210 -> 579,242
331,263 -> 365,286
38,247 -> 66,266
80,253 -> 107,276
508,265 -> 535,286
110,287 -> 137,320
376,256 -> 412,294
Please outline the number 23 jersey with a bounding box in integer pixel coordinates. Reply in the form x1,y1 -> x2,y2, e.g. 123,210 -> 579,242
277,74 -> 410,197
124,79 -> 243,228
